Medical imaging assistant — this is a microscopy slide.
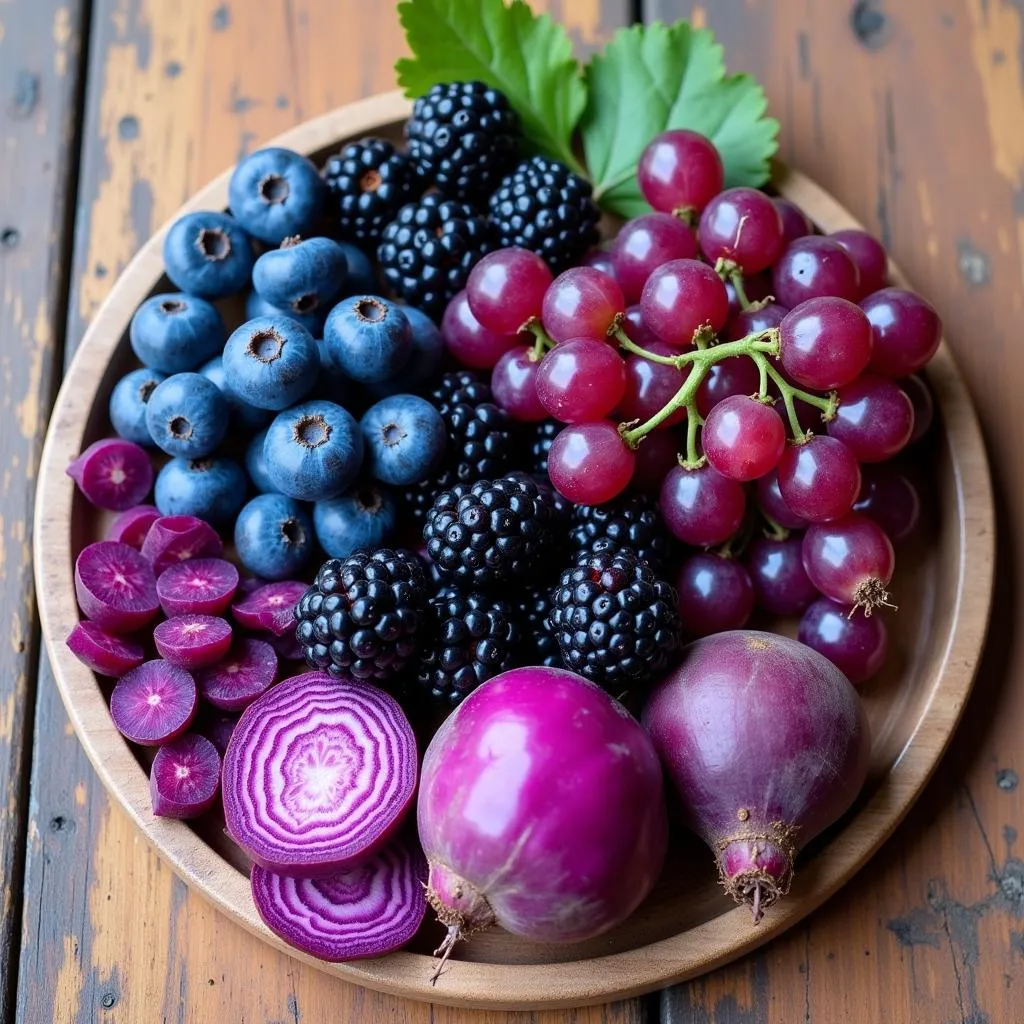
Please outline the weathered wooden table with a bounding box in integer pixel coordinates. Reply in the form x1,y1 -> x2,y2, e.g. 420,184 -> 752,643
2,1 -> 1021,1020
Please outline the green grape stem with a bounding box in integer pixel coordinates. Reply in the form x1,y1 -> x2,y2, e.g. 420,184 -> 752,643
525,319 -> 555,362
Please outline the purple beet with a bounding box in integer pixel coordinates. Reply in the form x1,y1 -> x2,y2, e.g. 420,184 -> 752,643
231,581 -> 307,636
153,614 -> 233,669
149,732 -> 222,818
67,438 -> 154,511
110,659 -> 198,745
195,709 -> 239,755
643,631 -> 870,923
156,557 -> 240,616
195,637 -> 278,712
107,504 -> 161,550
65,620 -> 145,676
140,515 -> 224,575
74,541 -> 160,634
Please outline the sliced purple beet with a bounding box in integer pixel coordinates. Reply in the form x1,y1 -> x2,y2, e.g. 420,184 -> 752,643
195,709 -> 239,755
109,659 -> 197,745
65,620 -> 145,676
156,557 -> 240,616
267,630 -> 304,662
107,504 -> 161,550
251,839 -> 427,961
67,437 -> 154,511
149,732 -> 222,818
231,581 -> 307,637
195,637 -> 278,712
74,541 -> 160,634
141,515 -> 224,575
222,672 -> 417,876
153,614 -> 233,669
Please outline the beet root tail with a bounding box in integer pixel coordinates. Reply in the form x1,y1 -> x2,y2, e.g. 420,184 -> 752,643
716,820 -> 797,924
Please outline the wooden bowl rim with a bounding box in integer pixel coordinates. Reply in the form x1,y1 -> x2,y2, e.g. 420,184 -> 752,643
34,90 -> 996,1010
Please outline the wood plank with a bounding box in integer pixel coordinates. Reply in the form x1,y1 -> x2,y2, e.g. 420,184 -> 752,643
0,0 -> 89,1018
19,2 -> 645,1022
646,1 -> 1024,1021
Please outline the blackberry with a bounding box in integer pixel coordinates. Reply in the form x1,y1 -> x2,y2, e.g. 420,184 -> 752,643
526,419 -> 561,476
488,156 -> 600,274
321,137 -> 421,247
378,194 -> 493,318
549,548 -> 680,693
423,474 -> 555,586
405,81 -> 521,202
514,583 -> 564,669
294,548 -> 428,682
430,371 -> 515,483
418,586 -> 518,706
567,493 -> 672,575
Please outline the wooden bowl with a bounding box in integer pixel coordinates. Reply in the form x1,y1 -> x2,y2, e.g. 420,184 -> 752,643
34,91 -> 995,1010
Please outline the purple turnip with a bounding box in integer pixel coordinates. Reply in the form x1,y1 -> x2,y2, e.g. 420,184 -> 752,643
149,732 -> 222,818
643,630 -> 870,923
67,438 -> 154,511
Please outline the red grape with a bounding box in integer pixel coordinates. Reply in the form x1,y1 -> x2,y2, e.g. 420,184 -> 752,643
901,373 -> 935,443
779,297 -> 873,390
774,198 -> 815,246
621,304 -> 660,348
582,248 -> 620,282
676,553 -> 755,637
490,345 -> 547,422
827,374 -> 914,462
853,462 -> 921,542
801,512 -> 895,610
641,259 -> 729,349
726,301 -> 788,341
612,213 -> 698,303
466,248 -> 553,336
695,356 -> 761,419
619,338 -> 688,428
724,272 -> 773,319
702,395 -> 786,481
631,430 -> 680,493
698,187 -> 785,274
659,463 -> 747,547
777,435 -> 862,522
860,287 -> 942,378
831,229 -> 888,297
755,468 -> 809,530
798,596 -> 888,684
746,535 -> 820,615
772,236 -> 861,307
541,267 -> 625,343
548,420 -> 635,504
536,338 -> 627,423
637,129 -> 724,215
442,290 -> 519,369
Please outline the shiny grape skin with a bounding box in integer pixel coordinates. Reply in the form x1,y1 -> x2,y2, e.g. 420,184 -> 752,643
746,535 -> 820,616
860,287 -> 942,378
698,186 -> 785,274
637,129 -> 724,215
582,247 -> 620,282
901,373 -> 935,444
619,337 -> 688,428
774,198 -> 815,246
542,267 -> 626,343
853,462 -> 922,542
466,247 -> 553,336
676,552 -> 755,637
640,259 -> 730,349
536,337 -> 627,423
442,290 -> 519,369
777,435 -> 862,523
724,272 -> 773,320
490,345 -> 547,422
695,356 -> 762,420
830,229 -> 888,298
799,596 -> 889,684
772,236 -> 861,308
801,512 -> 896,607
659,463 -> 747,547
702,396 -> 786,482
547,420 -> 636,504
755,468 -> 809,530
631,429 -> 680,494
827,374 -> 915,462
612,213 -> 699,304
779,297 -> 873,390
726,301 -> 788,342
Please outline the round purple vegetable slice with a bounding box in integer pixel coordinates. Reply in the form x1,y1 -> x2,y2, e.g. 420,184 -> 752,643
74,541 -> 160,634
153,614 -> 233,669
223,672 -> 417,876
106,504 -> 161,550
110,659 -> 197,745
157,557 -> 240,616
195,637 -> 278,712
251,839 -> 427,960
149,732 -> 222,818
66,437 -> 154,511
65,620 -> 145,676
231,581 -> 307,636
140,515 -> 224,575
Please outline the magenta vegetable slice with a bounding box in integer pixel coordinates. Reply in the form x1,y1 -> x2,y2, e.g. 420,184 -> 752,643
74,540 -> 160,634
109,659 -> 197,746
149,732 -> 222,818
106,504 -> 161,550
231,581 -> 307,636
65,620 -> 145,677
195,637 -> 278,712
156,557 -> 240,616
141,515 -> 224,575
153,614 -> 233,669
67,437 -> 154,511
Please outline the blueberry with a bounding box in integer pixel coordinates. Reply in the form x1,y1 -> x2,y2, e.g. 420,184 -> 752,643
313,483 -> 397,559
228,147 -> 325,245
162,211 -> 254,299
252,236 -> 347,317
263,400 -> 363,501
245,428 -> 277,493
335,241 -> 377,295
145,372 -> 230,458
222,315 -> 319,411
324,295 -> 412,383
360,394 -> 446,486
234,493 -> 313,580
109,368 -> 167,446
245,289 -> 325,337
155,456 -> 248,523
367,305 -> 444,397
198,356 -> 272,430
129,293 -> 226,372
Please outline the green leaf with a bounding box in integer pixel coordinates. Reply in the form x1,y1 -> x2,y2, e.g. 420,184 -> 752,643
395,0 -> 588,174
581,22 -> 779,216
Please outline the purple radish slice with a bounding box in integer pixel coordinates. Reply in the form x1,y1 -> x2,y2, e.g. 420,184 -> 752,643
231,581 -> 307,636
223,672 -> 417,876
66,438 -> 154,511
110,659 -> 198,745
141,515 -> 224,575
267,630 -> 304,662
195,709 -> 239,755
153,614 -> 233,669
195,637 -> 278,712
156,557 -> 240,616
74,541 -> 160,634
251,839 -> 427,960
149,732 -> 222,818
107,504 -> 161,550
65,620 -> 145,676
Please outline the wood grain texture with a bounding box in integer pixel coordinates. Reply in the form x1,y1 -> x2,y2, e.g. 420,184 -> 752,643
0,0 -> 89,1018
647,1 -> 1024,1021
